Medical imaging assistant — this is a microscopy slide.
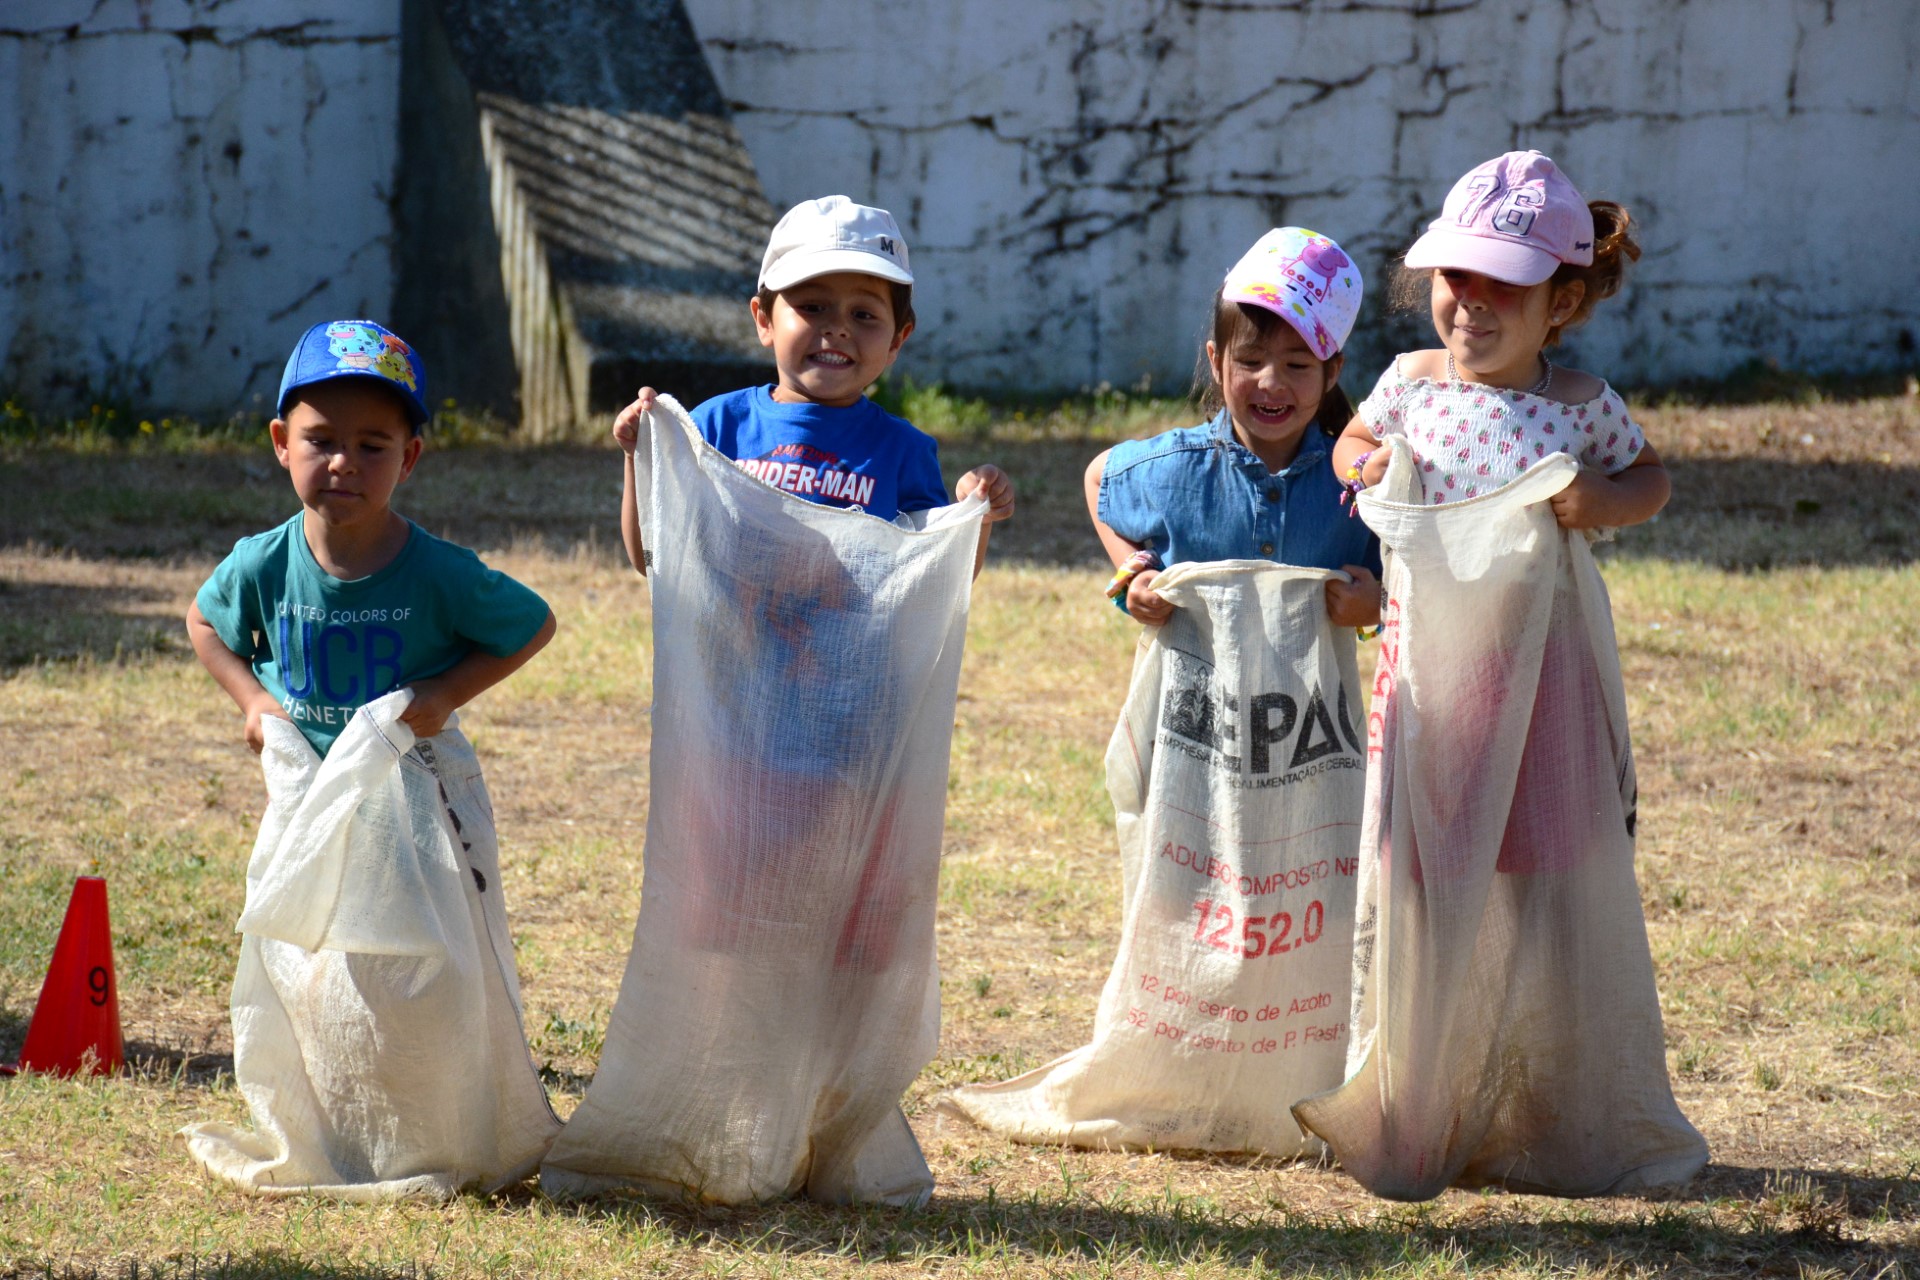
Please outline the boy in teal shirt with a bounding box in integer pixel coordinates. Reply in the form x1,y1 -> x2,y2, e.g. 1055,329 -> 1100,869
182,320 -> 562,1196
189,319 -> 554,754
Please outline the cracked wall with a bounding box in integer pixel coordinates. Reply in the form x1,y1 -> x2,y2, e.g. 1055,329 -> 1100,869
684,0 -> 1920,391
1,0 -> 401,416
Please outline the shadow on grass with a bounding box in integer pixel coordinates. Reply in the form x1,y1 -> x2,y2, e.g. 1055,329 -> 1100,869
531,1166 -> 1915,1275
6,442 -> 1920,571
0,576 -> 190,669
1,1256 -> 438,1279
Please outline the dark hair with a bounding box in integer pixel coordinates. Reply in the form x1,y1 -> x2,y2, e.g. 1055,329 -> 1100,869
1388,199 -> 1642,348
1189,293 -> 1352,437
755,280 -> 915,335
1545,200 -> 1639,342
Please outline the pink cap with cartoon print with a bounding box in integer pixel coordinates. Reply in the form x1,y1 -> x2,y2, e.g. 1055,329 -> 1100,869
1220,227 -> 1363,361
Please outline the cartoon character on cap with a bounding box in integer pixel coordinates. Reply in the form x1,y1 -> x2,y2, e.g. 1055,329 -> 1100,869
1221,226 -> 1363,362
1085,225 -> 1381,633
278,319 -> 429,431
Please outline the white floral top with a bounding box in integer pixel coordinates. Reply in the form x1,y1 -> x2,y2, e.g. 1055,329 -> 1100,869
1359,357 -> 1645,504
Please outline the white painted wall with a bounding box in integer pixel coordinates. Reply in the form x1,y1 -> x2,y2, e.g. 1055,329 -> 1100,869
5,1 -> 1914,409
686,0 -> 1920,391
0,0 -> 401,417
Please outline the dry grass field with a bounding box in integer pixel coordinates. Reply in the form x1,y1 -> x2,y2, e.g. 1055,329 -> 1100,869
0,389 -> 1915,1277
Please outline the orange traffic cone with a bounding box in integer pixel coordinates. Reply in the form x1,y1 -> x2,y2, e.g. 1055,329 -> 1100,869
9,876 -> 124,1077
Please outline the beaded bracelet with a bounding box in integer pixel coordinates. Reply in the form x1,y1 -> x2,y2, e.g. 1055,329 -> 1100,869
1104,549 -> 1161,601
1338,449 -> 1374,515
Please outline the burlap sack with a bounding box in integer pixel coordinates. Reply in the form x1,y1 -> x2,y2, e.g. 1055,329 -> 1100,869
941,562 -> 1363,1154
1292,452 -> 1707,1198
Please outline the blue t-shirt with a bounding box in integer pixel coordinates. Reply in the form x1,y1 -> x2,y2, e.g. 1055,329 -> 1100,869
196,515 -> 551,756
692,386 -> 948,522
1099,411 -> 1381,576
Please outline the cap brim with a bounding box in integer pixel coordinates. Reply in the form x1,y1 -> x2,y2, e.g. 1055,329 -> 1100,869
279,369 -> 430,428
1404,229 -> 1558,286
761,248 -> 913,291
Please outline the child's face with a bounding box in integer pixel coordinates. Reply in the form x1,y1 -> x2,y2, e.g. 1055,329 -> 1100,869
1207,321 -> 1339,470
1429,268 -> 1582,387
271,380 -> 421,530
753,273 -> 911,407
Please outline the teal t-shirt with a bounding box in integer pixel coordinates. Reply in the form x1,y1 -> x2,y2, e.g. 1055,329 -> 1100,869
196,515 -> 550,756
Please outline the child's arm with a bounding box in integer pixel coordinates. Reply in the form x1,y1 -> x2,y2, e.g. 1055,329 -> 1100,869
615,389 -> 655,576
1083,449 -> 1172,625
400,611 -> 557,740
1549,442 -> 1670,530
186,601 -> 290,754
1332,414 -> 1392,490
955,463 -> 1015,580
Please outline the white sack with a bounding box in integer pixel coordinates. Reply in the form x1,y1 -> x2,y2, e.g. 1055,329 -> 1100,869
940,562 -> 1363,1154
183,690 -> 561,1200
539,398 -> 985,1206
1292,452 -> 1707,1199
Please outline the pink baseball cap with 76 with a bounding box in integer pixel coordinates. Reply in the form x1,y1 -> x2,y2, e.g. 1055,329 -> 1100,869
1404,151 -> 1595,286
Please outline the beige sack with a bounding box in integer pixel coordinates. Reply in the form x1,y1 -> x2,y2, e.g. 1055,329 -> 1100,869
940,562 -> 1364,1154
1292,452 -> 1707,1198
183,691 -> 560,1200
539,398 -> 984,1206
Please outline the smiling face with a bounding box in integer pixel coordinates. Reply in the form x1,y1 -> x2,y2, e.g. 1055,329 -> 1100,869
1430,268 -> 1584,389
1207,314 -> 1341,472
753,272 -> 912,406
272,379 -> 421,533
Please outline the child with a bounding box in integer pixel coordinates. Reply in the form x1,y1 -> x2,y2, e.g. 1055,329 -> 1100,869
182,320 -> 560,1197
540,197 -> 1007,1206
1088,225 -> 1380,626
614,194 -> 1014,569
938,229 -> 1381,1157
1331,149 -> 1668,521
188,320 -> 556,753
1294,152 -> 1707,1197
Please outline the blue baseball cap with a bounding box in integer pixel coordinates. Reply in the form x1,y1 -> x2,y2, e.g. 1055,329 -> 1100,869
276,320 -> 430,429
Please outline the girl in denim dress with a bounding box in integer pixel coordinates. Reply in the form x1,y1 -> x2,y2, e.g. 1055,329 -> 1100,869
1086,227 -> 1382,626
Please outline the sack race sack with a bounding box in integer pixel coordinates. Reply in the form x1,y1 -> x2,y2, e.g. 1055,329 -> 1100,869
940,562 -> 1363,1154
182,691 -> 560,1200
1292,452 -> 1707,1199
539,398 -> 985,1206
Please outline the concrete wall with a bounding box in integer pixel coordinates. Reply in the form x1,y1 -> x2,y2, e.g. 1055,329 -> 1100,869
0,1 -> 401,417
6,1 -> 1915,412
685,0 -> 1920,392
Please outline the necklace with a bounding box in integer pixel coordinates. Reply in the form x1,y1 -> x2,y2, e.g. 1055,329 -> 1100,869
1448,352 -> 1553,397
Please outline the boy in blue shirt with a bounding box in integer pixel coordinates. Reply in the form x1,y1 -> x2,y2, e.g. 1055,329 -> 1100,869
188,320 -> 555,754
614,195 -> 1015,570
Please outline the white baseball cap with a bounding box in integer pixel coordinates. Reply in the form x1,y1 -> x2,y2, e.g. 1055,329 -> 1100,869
759,195 -> 914,292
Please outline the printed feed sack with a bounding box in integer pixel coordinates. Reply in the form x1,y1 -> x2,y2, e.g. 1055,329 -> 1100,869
941,561 -> 1363,1154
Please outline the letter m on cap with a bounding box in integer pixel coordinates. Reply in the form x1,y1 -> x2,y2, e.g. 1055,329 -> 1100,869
879,237 -> 896,256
